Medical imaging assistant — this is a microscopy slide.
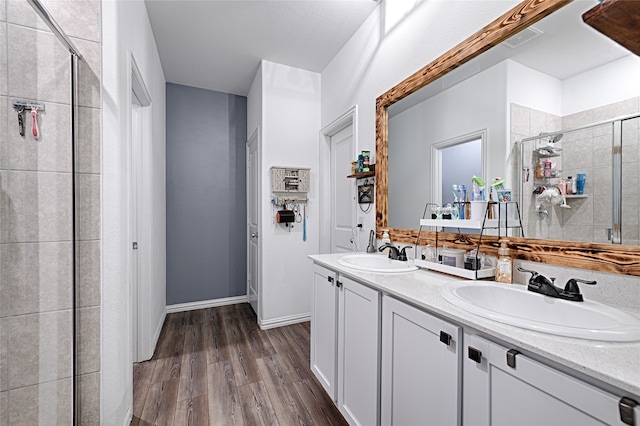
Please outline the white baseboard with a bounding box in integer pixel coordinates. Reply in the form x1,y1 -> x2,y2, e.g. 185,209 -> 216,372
166,295 -> 248,314
124,407 -> 132,426
151,309 -> 166,350
259,312 -> 310,330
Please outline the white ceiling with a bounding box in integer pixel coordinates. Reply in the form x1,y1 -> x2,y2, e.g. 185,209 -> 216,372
390,0 -> 633,116
144,0 -> 379,96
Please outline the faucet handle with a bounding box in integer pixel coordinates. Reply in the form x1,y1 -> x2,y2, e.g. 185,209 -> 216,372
517,266 -> 538,277
398,246 -> 412,261
564,278 -> 597,294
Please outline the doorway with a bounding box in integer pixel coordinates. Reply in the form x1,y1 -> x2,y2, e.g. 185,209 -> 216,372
247,127 -> 261,318
320,107 -> 358,254
129,56 -> 152,362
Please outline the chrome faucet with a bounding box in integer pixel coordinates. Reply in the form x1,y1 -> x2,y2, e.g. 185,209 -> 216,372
378,243 -> 411,261
517,267 -> 596,302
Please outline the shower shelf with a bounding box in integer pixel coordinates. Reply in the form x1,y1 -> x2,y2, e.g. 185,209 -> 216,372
565,194 -> 589,199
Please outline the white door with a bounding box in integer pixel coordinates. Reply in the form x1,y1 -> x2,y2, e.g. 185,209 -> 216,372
247,128 -> 260,317
330,125 -> 355,253
381,295 -> 461,426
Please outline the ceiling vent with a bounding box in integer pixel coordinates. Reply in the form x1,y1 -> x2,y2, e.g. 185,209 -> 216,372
502,26 -> 543,49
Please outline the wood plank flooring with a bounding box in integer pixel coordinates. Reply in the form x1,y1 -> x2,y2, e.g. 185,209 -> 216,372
131,303 -> 348,426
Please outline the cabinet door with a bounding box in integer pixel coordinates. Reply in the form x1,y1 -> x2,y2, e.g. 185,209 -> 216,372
463,333 -> 639,426
338,275 -> 381,426
381,295 -> 461,426
311,264 -> 338,400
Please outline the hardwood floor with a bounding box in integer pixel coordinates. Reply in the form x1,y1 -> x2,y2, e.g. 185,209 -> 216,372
131,303 -> 347,426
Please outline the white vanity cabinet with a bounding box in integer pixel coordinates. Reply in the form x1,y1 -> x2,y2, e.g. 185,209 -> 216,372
463,333 -> 639,426
311,264 -> 339,399
337,275 -> 381,426
381,295 -> 461,426
310,265 -> 381,425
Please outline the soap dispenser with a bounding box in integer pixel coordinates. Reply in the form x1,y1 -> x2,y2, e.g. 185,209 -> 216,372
495,239 -> 513,284
380,229 -> 391,255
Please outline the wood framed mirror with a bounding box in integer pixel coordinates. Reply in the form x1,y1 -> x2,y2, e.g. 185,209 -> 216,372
375,0 -> 640,277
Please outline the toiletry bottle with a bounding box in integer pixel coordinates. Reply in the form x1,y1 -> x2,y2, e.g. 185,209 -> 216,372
380,229 -> 391,255
567,176 -> 573,194
495,239 -> 513,284
465,193 -> 471,220
571,176 -> 578,195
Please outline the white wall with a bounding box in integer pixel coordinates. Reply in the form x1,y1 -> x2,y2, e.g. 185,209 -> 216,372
562,55 -> 640,116
388,61 -> 507,228
248,62 -> 263,139
506,59 -> 563,117
102,0 -> 166,424
321,0 -> 521,242
250,60 -> 321,326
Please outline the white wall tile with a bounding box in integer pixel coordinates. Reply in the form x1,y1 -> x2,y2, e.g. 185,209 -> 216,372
0,172 -> 8,244
8,25 -> 71,104
75,173 -> 99,240
9,102 -> 72,172
77,107 -> 100,174
8,378 -> 72,425
8,171 -> 72,243
7,310 -> 72,388
77,240 -> 100,308
0,23 -> 7,96
0,318 -> 6,392
0,97 -> 7,169
78,372 -> 100,425
73,38 -> 101,109
5,242 -> 72,316
77,306 -> 99,374
0,390 -> 6,426
0,245 -> 7,318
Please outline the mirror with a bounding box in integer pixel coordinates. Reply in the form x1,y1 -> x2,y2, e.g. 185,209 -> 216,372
376,0 -> 640,276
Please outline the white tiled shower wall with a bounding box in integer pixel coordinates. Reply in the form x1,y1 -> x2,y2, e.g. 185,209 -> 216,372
511,97 -> 640,245
0,0 -> 101,424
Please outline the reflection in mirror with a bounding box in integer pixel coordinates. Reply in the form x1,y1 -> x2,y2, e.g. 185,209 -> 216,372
516,110 -> 640,246
441,137 -> 482,206
385,0 -> 640,249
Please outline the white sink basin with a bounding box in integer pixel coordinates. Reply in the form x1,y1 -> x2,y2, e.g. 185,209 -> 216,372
337,254 -> 418,273
440,280 -> 640,342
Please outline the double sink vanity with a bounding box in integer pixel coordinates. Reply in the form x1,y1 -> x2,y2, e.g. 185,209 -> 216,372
309,253 -> 640,426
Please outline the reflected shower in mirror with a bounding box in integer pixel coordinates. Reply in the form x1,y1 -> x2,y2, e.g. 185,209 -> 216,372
515,109 -> 640,246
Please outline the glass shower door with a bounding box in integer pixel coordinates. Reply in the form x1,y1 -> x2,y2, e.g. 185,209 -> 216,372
1,1 -> 79,423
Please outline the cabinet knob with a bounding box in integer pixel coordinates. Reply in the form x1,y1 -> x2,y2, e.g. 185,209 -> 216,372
439,331 -> 452,346
336,281 -> 343,289
327,276 -> 334,283
468,346 -> 482,363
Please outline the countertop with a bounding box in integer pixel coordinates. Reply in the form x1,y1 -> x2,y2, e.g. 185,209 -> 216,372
309,253 -> 640,398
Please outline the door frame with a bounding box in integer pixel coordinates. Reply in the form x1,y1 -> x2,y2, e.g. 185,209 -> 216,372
128,52 -> 152,363
320,106 -> 358,254
246,126 -> 262,320
431,129 -> 487,205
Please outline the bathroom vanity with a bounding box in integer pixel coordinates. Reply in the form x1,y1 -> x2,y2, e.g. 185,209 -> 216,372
309,253 -> 640,426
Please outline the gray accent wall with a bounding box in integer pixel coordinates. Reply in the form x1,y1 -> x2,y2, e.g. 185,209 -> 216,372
166,83 -> 247,305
